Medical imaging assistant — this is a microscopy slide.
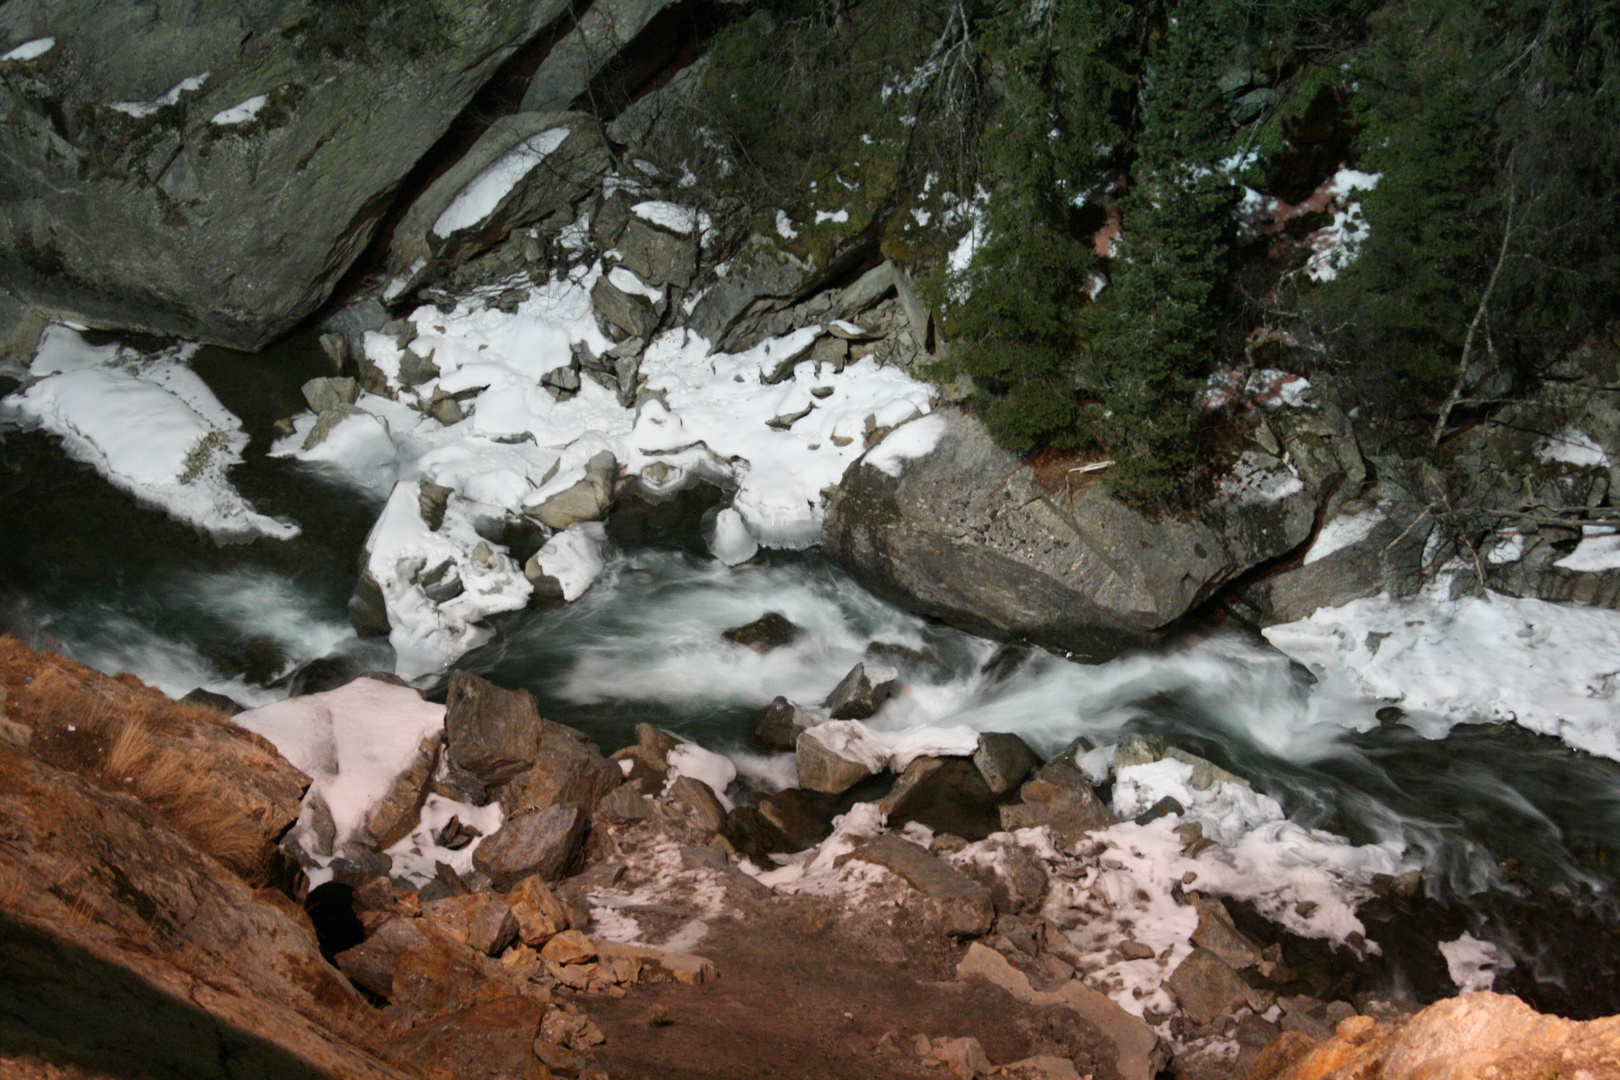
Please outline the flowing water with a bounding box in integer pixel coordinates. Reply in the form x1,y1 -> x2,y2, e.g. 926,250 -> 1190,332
5,345 -> 1620,1013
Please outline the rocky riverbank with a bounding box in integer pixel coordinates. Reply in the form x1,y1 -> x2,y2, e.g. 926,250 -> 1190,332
4,634 -> 1617,1080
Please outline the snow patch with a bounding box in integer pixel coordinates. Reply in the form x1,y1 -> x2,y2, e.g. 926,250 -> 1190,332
1535,428 -> 1610,468
210,94 -> 267,126
433,127 -> 572,237
2,38 -> 55,61
863,414 -> 946,477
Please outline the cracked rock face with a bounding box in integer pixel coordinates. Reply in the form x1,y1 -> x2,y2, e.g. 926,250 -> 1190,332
0,0 -> 571,349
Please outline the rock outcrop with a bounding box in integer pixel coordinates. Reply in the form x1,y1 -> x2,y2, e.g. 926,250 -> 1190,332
0,0 -> 571,348
823,409 -> 1342,661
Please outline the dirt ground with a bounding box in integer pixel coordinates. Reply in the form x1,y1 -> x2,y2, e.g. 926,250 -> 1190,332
579,886 -> 1121,1080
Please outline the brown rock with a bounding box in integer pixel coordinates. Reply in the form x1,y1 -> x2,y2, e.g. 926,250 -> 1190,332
401,994 -> 549,1080
473,803 -> 589,888
360,732 -> 440,850
1256,992 -> 1620,1080
541,929 -> 597,965
999,759 -> 1115,848
1167,948 -> 1268,1027
795,725 -> 878,795
669,774 -> 728,834
722,612 -> 803,653
822,662 -> 896,720
851,832 -> 993,938
594,940 -> 716,985
498,723 -> 623,815
753,695 -> 815,752
444,670 -> 547,784
972,731 -> 1041,796
505,874 -> 571,946
420,893 -> 520,957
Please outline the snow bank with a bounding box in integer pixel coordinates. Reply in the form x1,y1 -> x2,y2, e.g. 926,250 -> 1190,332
1305,168 -> 1379,282
234,678 -> 447,878
210,94 -> 266,126
1555,527 -> 1620,572
1535,427 -> 1610,468
1304,504 -> 1385,564
1265,590 -> 1620,760
111,73 -> 209,117
12,325 -> 298,541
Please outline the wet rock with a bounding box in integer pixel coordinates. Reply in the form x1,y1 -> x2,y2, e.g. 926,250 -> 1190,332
1189,894 -> 1262,972
722,612 -> 803,653
877,756 -> 947,818
528,450 -> 617,530
1114,733 -> 1250,791
420,893 -> 520,957
753,695 -> 816,752
851,832 -> 994,937
472,803 -> 589,889
795,724 -> 879,795
301,376 -> 360,414
348,568 -> 391,637
973,732 -> 1042,796
999,759 -> 1116,848
754,787 -> 840,850
444,670 -> 544,784
822,662 -> 896,720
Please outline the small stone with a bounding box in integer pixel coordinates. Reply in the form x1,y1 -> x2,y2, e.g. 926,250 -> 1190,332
822,662 -> 896,720
721,612 -> 803,653
541,928 -> 597,965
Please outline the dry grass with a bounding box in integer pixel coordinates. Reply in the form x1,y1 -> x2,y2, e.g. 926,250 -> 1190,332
99,717 -> 269,881
1,635 -> 271,883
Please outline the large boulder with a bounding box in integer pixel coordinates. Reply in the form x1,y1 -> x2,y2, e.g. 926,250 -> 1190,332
823,408 -> 1340,662
0,0 -> 570,349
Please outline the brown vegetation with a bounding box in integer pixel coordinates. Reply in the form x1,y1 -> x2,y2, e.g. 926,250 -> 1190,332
0,635 -> 284,884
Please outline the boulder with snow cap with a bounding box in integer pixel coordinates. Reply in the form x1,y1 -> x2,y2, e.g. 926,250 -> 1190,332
472,802 -> 589,889
385,112 -> 611,298
795,722 -> 881,795
824,408 -> 1335,662
822,661 -> 896,720
615,212 -> 698,288
591,272 -> 661,340
528,450 -> 618,531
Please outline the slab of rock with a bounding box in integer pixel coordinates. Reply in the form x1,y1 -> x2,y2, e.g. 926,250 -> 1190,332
973,732 -> 1041,796
1167,947 -> 1269,1027
1114,733 -> 1251,791
399,995 -> 548,1080
851,832 -> 993,937
1189,894 -> 1262,972
359,732 -> 440,850
0,0 -> 573,349
822,661 -> 896,720
957,943 -> 1166,1080
594,940 -> 716,985
668,774 -> 728,835
688,249 -> 810,345
497,721 -> 623,816
722,612 -> 803,653
753,695 -> 816,752
472,803 -> 588,889
420,894 -> 520,957
616,213 -> 698,289
998,759 -> 1115,848
520,0 -> 677,113
444,670 -> 543,784
795,723 -> 881,795
336,916 -> 505,1014
528,450 -> 618,530
591,273 -> 660,339
824,408 -> 1329,661
504,876 -> 571,947
386,112 -> 610,297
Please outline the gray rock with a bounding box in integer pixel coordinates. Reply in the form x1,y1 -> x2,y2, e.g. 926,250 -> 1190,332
999,759 -> 1115,848
795,726 -> 878,795
824,409 -> 1332,661
722,612 -> 802,654
520,0 -> 676,114
497,719 -> 623,817
528,449 -> 617,529
301,403 -> 361,451
472,802 -> 589,888
347,568 -> 390,637
320,298 -> 387,365
301,376 -> 359,414
596,783 -> 653,824
753,696 -> 814,752
443,670 -> 544,784
385,112 -> 611,299
688,248 -> 809,346
973,732 -> 1041,796
1189,894 -> 1263,972
0,0 -> 573,349
876,756 -> 947,819
0,290 -> 46,373
822,662 -> 896,721
851,832 -> 993,937
616,213 -> 698,289
591,273 -> 660,339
